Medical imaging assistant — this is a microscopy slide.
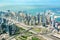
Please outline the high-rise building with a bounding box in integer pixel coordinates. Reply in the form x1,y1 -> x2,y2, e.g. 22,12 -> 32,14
0,18 -> 9,34
50,13 -> 55,27
30,16 -> 34,25
25,13 -> 31,25
37,13 -> 40,24
0,24 -> 2,34
0,17 -> 4,34
41,13 -> 46,26
34,16 -> 36,25
1,23 -> 7,33
8,24 -> 17,35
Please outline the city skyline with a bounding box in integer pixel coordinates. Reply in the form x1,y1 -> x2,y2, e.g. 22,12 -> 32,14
0,0 -> 60,40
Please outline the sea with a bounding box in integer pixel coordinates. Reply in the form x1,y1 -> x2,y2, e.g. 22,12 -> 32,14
0,5 -> 60,22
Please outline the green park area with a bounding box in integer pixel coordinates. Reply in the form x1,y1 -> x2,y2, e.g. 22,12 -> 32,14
14,26 -> 47,40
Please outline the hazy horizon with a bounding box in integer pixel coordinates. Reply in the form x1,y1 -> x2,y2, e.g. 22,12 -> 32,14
0,0 -> 60,7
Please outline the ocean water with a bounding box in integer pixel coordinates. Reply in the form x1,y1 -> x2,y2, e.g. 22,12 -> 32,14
55,17 -> 60,22
0,5 -> 60,22
0,5 -> 60,15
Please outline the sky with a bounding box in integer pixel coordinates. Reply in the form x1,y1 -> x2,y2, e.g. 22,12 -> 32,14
0,0 -> 60,16
0,0 -> 60,6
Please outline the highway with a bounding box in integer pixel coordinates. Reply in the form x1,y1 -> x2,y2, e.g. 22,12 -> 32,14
2,17 -> 60,40
42,34 -> 60,40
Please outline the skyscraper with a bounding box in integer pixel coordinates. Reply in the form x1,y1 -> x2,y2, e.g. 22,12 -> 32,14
37,13 -> 40,24
0,24 -> 2,34
8,24 -> 17,35
0,14 -> 4,34
34,16 -> 36,25
41,13 -> 46,26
